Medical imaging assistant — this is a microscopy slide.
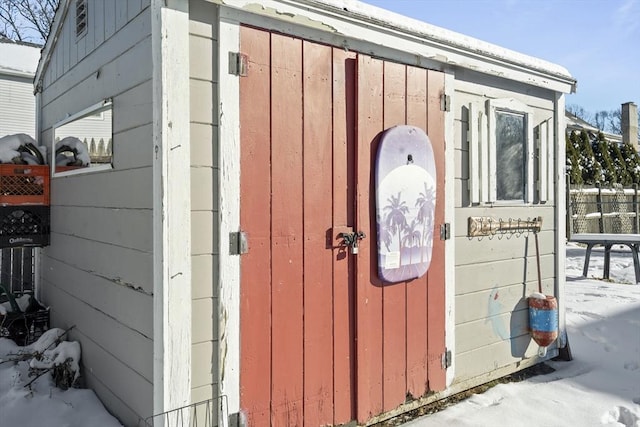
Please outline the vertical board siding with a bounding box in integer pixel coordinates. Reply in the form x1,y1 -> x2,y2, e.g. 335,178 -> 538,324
302,40 -> 334,427
356,54 -> 385,422
270,33 -> 305,427
331,47 -> 357,425
239,26 -> 272,427
240,30 -> 446,426
381,60 -> 408,412
404,66 -> 429,399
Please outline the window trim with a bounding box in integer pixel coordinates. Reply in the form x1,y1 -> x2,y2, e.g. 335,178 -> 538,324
486,98 -> 534,204
52,98 -> 113,177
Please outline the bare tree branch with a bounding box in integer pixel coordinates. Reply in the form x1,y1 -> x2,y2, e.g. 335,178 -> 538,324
0,0 -> 57,44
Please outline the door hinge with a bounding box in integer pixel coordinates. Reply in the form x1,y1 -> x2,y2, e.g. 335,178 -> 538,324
440,94 -> 451,112
229,52 -> 248,77
442,349 -> 452,369
229,411 -> 247,427
229,231 -> 248,255
440,223 -> 451,240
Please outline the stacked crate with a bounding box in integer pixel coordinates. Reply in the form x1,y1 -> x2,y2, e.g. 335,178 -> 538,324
0,164 -> 50,248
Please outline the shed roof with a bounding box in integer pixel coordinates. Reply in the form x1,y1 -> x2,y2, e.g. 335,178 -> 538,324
0,37 -> 41,78
34,0 -> 577,94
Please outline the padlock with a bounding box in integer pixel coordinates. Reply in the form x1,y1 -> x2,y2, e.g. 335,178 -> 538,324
351,241 -> 359,254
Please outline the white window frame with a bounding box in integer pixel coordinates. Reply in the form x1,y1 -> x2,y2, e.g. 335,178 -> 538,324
52,98 -> 113,177
486,98 -> 534,204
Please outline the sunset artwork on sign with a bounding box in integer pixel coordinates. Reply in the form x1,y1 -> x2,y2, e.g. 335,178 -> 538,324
375,125 -> 436,283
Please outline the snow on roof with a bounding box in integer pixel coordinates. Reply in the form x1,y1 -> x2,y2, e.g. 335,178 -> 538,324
311,0 -> 574,82
0,38 -> 41,77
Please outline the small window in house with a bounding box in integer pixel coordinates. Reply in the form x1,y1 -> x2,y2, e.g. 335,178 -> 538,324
495,111 -> 526,201
52,99 -> 113,176
76,0 -> 87,39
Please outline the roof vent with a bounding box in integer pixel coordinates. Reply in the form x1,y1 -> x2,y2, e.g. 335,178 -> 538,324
76,0 -> 88,39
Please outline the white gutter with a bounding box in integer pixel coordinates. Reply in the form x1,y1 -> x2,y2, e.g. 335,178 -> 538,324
0,69 -> 35,79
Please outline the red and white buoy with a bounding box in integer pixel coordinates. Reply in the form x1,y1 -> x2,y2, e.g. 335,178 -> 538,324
529,231 -> 558,357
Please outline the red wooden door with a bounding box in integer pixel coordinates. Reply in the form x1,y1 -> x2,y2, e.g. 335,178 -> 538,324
239,26 -> 446,427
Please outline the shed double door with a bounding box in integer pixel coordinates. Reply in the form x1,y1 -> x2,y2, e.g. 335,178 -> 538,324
239,26 -> 446,426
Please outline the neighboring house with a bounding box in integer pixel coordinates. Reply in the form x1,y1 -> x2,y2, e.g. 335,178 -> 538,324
0,37 -> 40,137
566,102 -> 639,148
33,1 -> 576,426
565,110 -> 622,144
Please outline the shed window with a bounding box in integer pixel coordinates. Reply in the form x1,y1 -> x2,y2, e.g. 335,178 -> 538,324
52,99 -> 113,177
76,0 -> 87,38
495,111 -> 526,201
467,98 -> 549,205
487,99 -> 534,203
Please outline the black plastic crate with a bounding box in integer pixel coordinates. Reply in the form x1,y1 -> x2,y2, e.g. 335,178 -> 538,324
0,205 -> 50,248
0,286 -> 49,346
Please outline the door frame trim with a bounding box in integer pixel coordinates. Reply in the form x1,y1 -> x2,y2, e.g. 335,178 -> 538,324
218,12 -> 243,419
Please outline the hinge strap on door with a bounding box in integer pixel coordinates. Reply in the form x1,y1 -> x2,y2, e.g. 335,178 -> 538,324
441,349 -> 452,369
440,223 -> 451,240
440,94 -> 451,112
229,231 -> 248,255
229,52 -> 248,77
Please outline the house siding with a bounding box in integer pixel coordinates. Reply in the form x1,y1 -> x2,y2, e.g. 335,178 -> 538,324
38,2 -> 154,425
0,74 -> 36,137
189,0 -> 220,405
450,70 -> 559,385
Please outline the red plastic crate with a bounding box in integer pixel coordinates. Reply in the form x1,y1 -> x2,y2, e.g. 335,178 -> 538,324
0,165 -> 50,206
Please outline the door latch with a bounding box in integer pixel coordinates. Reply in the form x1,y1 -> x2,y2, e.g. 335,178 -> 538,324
339,231 -> 366,254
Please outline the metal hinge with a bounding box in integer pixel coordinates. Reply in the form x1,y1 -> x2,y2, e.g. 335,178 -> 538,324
440,94 -> 451,112
441,349 -> 452,369
229,52 -> 248,77
229,231 -> 248,255
229,411 -> 247,427
440,223 -> 451,240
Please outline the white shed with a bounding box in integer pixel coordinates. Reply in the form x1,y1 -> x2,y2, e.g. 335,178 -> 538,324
34,1 -> 576,426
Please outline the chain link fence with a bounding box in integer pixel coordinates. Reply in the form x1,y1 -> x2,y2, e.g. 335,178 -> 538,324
567,183 -> 640,237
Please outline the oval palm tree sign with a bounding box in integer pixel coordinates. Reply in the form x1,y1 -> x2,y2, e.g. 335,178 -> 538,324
375,125 -> 436,283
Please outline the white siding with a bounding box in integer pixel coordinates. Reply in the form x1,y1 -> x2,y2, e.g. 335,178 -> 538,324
189,0 -> 219,406
38,2 -> 154,426
0,75 -> 36,137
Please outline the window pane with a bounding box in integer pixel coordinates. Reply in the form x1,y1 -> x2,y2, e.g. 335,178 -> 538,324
496,111 -> 525,200
53,101 -> 113,175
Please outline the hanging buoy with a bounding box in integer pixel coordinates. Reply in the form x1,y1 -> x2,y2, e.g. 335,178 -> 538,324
528,229 -> 558,357
528,292 -> 558,356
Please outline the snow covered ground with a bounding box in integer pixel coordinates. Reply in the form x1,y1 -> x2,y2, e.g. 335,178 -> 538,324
1,242 -> 639,427
409,242 -> 640,427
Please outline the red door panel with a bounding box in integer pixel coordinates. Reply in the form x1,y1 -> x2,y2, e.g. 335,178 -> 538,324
239,27 -> 446,426
239,25 -> 272,427
302,40 -> 334,427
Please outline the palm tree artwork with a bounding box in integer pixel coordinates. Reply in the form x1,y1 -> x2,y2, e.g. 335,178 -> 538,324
375,125 -> 437,283
416,181 -> 436,262
383,192 -> 409,255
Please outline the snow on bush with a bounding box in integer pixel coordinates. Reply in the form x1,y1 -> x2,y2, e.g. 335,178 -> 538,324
0,328 -> 122,427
